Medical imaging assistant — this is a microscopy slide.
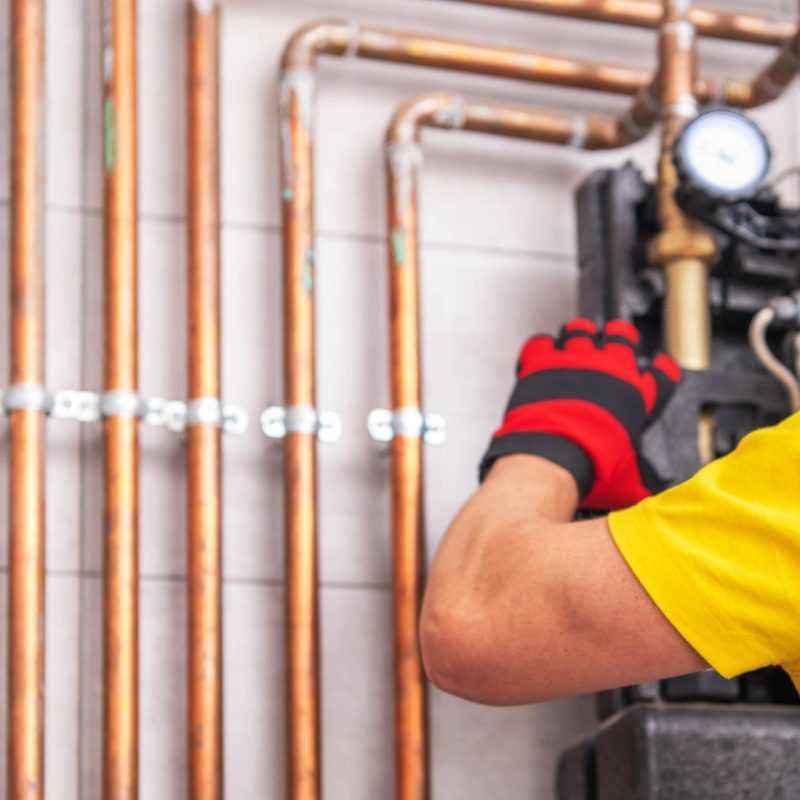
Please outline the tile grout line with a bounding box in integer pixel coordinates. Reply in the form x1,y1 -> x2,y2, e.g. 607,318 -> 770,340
0,564 -> 392,592
0,198 -> 575,262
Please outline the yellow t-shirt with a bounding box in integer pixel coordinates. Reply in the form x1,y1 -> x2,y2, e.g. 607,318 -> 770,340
608,411 -> 800,694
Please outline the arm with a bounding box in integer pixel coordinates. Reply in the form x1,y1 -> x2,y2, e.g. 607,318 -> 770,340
421,318 -> 709,705
421,453 -> 706,705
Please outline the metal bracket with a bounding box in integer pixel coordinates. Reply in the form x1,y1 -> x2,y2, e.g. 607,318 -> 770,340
0,383 -> 52,414
2,387 -> 248,434
260,404 -> 342,443
167,396 -> 250,435
367,407 -> 446,445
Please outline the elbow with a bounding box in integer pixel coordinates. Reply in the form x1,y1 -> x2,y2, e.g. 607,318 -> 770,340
420,576 -> 570,706
420,590 -> 513,706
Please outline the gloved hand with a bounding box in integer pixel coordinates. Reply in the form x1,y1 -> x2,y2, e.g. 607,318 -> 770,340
479,318 -> 681,510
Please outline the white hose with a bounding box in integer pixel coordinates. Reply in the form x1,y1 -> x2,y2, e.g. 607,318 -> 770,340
748,306 -> 800,412
795,332 -> 800,383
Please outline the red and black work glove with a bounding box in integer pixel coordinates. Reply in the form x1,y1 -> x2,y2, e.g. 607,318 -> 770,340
479,318 -> 682,510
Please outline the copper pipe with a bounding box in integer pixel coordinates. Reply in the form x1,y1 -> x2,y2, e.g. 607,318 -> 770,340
8,1 -> 46,797
447,0 -> 794,46
187,1 -> 224,798
385,109 -> 426,800
384,87 -> 651,800
279,20 -> 675,799
281,62 -> 321,800
282,20 -> 779,122
103,2 -> 140,798
283,20 -> 653,93
647,2 -> 716,370
730,30 -> 800,107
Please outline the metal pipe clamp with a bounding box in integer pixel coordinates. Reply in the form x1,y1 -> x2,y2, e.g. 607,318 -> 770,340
1,383 -> 52,414
367,407 -> 446,445
261,404 -> 342,443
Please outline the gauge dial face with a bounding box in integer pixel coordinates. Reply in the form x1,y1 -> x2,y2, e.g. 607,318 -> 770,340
675,110 -> 770,198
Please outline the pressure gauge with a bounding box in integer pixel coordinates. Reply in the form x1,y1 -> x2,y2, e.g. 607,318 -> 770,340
673,109 -> 771,200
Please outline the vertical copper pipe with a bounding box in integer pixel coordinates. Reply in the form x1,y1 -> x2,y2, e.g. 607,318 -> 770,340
279,23 -> 674,800
382,87 -> 651,800
103,2 -> 139,798
280,69 -> 321,800
187,1 -> 224,797
8,1 -> 46,798
385,98 -> 441,800
648,0 -> 716,370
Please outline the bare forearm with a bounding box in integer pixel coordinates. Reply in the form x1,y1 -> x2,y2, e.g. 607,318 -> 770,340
421,455 -> 706,705
425,454 -> 578,613
421,455 -> 581,702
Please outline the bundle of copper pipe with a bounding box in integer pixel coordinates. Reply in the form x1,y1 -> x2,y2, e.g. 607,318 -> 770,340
5,0 -> 800,797
277,8 -> 800,800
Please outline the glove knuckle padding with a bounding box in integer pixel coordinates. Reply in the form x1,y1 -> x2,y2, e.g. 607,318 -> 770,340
561,331 -> 598,355
604,319 -> 639,345
481,318 -> 684,511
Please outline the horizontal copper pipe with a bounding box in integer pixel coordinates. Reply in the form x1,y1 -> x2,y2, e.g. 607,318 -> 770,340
388,90 -> 657,149
9,1 -> 46,797
447,0 -> 794,46
283,19 -> 785,113
103,1 -> 140,797
186,1 -> 224,798
284,19 -> 652,94
384,86 -> 651,799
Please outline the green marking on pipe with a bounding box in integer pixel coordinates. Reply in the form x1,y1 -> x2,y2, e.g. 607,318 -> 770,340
302,248 -> 314,294
391,227 -> 406,266
282,187 -> 293,202
104,98 -> 117,172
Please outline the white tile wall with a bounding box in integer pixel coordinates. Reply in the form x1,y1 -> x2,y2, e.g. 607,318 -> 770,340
0,0 -> 798,797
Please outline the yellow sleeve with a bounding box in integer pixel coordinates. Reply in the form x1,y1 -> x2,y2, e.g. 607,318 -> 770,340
608,412 -> 800,694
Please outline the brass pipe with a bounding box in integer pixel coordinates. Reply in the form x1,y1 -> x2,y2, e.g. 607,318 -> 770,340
384,87 -> 652,800
103,2 -> 140,797
8,1 -> 46,797
187,1 -> 223,798
447,0 -> 794,46
647,1 -> 716,370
